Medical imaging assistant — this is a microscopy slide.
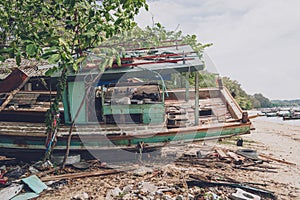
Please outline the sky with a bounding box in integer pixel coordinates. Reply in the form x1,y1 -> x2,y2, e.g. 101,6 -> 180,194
135,0 -> 300,100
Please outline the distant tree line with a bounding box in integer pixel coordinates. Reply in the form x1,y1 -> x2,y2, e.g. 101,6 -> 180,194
222,77 -> 274,109
271,99 -> 300,107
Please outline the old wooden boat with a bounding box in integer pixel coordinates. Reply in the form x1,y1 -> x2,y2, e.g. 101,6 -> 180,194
0,44 -> 253,160
283,110 -> 300,120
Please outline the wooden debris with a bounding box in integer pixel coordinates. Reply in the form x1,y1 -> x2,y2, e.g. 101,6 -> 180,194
234,166 -> 278,173
40,169 -> 128,182
215,148 -> 228,159
227,152 -> 244,164
0,156 -> 16,161
259,154 -> 296,166
36,167 -> 60,178
187,177 -> 276,199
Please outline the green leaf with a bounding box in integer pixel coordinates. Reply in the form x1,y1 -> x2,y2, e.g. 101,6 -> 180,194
45,67 -> 56,76
99,58 -> 108,72
26,44 -> 37,57
73,63 -> 79,71
58,38 -> 68,48
75,56 -> 86,64
116,54 -> 121,66
48,53 -> 60,64
16,53 -> 21,66
0,47 -> 13,54
0,55 -> 5,62
108,57 -> 114,68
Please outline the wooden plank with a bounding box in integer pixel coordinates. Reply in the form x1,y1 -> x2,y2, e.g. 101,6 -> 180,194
215,148 -> 228,159
0,76 -> 30,112
40,169 -> 127,182
227,151 -> 244,163
259,154 -> 296,166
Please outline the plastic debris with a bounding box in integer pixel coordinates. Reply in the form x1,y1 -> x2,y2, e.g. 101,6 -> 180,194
0,184 -> 23,200
230,188 -> 261,200
11,192 -> 39,200
22,175 -> 48,194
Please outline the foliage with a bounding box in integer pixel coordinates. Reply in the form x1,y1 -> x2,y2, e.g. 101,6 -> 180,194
222,77 -> 275,109
252,93 -> 273,108
271,99 -> 300,107
188,72 -> 217,88
0,0 -> 147,67
222,77 -> 252,110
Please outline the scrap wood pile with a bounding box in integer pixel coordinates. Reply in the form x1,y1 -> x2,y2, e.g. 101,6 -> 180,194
0,146 -> 297,200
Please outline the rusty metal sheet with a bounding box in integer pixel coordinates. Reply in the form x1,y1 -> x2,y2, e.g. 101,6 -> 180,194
0,68 -> 28,93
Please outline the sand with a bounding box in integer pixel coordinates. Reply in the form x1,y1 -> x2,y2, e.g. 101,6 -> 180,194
242,118 -> 300,197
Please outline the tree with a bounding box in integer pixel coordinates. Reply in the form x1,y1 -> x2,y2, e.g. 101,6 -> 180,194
0,0 -> 147,159
252,93 -> 272,108
222,77 -> 252,110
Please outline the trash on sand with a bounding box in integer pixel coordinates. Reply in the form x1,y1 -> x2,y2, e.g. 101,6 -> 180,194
11,192 -> 39,200
22,175 -> 48,194
132,166 -> 153,176
33,160 -> 53,171
230,188 -> 261,200
29,166 -> 40,174
140,181 -> 157,194
4,166 -> 26,179
51,154 -> 80,165
72,161 -> 91,170
236,149 -> 258,160
0,183 -> 23,200
71,192 -> 89,200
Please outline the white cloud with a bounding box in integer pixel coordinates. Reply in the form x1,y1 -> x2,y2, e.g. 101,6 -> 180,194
135,0 -> 300,99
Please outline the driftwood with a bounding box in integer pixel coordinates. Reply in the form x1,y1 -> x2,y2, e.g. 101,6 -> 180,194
227,151 -> 244,164
40,169 -> 125,182
188,175 -> 276,199
0,156 -> 16,161
234,166 -> 278,173
259,154 -> 296,166
215,148 -> 228,159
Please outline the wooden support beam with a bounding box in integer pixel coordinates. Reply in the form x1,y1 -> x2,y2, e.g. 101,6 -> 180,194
0,76 -> 30,112
194,72 -> 199,125
185,71 -> 190,102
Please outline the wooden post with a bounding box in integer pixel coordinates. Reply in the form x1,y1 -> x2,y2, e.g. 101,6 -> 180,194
101,85 -> 105,121
194,72 -> 199,125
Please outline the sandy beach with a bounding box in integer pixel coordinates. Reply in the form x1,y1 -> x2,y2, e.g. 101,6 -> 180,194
36,117 -> 300,200
242,117 -> 300,198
